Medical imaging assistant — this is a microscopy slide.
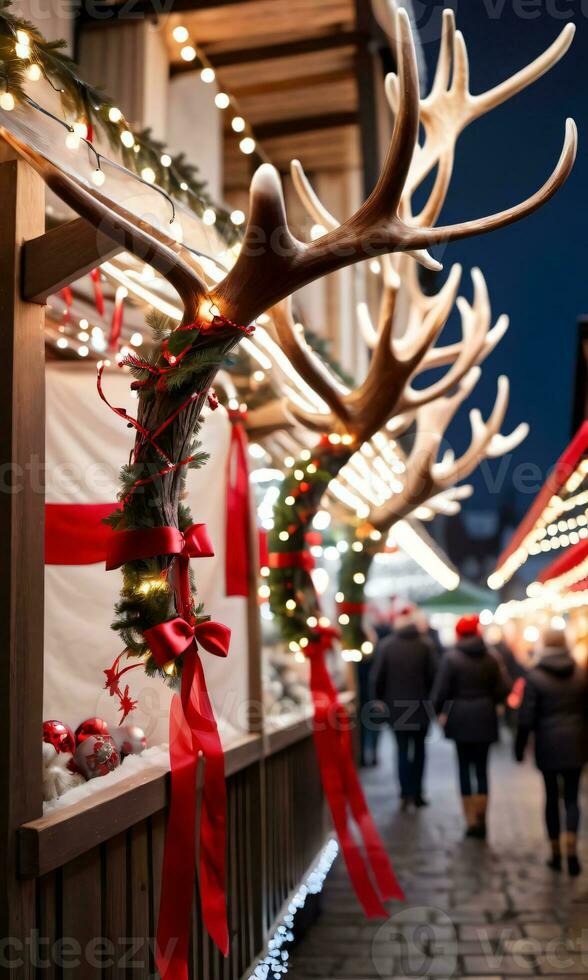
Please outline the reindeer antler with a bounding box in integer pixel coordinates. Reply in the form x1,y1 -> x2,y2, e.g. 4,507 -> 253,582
368,370 -> 529,531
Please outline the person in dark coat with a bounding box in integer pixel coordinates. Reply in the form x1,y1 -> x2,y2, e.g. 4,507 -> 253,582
372,608 -> 438,809
432,614 -> 510,839
515,627 -> 588,876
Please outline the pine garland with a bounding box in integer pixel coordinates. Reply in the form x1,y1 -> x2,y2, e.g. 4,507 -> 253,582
268,440 -> 353,650
0,0 -> 238,243
103,314 -> 245,687
338,530 -> 380,654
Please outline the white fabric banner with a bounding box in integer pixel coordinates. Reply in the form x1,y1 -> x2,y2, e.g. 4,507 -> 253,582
45,362 -> 249,745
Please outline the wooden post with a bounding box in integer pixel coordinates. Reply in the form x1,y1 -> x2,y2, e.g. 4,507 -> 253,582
0,148 -> 46,974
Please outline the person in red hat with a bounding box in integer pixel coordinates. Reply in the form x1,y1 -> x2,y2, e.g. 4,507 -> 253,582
432,613 -> 511,839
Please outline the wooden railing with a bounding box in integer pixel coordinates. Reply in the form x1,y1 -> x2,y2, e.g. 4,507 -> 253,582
16,717 -> 329,979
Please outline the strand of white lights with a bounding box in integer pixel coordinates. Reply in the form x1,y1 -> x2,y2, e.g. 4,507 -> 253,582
489,462 -> 588,589
329,479 -> 368,517
388,522 -> 460,592
170,24 -> 266,173
247,839 -> 339,980
101,261 -> 182,320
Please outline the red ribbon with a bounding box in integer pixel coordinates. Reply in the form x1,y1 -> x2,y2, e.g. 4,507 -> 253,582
268,550 -> 315,573
109,287 -> 126,351
105,523 -> 214,619
145,616 -> 231,978
225,411 -> 251,597
45,502 -> 119,564
306,627 -> 404,915
338,601 -> 368,615
105,524 -> 230,977
90,268 -> 105,317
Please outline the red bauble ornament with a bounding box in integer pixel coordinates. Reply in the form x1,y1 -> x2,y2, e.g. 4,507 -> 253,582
75,717 -> 110,744
43,720 -> 76,755
111,725 -> 146,757
74,735 -> 120,779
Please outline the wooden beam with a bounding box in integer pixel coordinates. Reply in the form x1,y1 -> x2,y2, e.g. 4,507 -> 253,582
22,217 -> 122,305
253,110 -> 358,140
170,31 -> 364,73
354,0 -> 382,197
0,152 -> 45,977
77,0 -> 263,28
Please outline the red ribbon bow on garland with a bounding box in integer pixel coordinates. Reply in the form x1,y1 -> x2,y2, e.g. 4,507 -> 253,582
306,626 -> 404,916
105,523 -> 230,980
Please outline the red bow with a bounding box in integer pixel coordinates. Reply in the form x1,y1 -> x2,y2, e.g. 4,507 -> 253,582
144,615 -> 231,980
106,523 -> 214,619
305,626 -> 404,916
145,616 -> 230,668
268,550 -> 315,574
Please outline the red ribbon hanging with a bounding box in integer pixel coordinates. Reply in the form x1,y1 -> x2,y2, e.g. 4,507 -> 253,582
90,268 -> 105,317
109,286 -> 126,351
145,616 -> 231,978
306,627 -> 404,915
59,286 -> 73,326
337,601 -> 368,616
225,410 -> 251,597
105,524 -> 230,978
45,502 -> 119,564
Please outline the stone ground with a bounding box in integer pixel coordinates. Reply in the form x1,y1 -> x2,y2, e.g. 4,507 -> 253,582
287,729 -> 588,979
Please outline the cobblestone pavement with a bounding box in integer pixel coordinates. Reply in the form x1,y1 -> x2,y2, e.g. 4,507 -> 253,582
287,730 -> 588,979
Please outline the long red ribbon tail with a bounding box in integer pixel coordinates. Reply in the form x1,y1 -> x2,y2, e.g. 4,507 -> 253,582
155,694 -> 198,980
109,286 -> 126,351
309,651 -> 404,915
155,652 -> 229,980
225,418 -> 251,597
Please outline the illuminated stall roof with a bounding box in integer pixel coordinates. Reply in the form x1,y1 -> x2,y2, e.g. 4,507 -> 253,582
488,422 -> 588,591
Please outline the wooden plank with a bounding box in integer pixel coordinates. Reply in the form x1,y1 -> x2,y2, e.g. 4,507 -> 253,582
19,736 -> 263,879
103,833 -> 127,980
202,31 -> 362,67
0,152 -> 45,978
18,765 -> 169,878
129,822 -> 151,974
254,110 -> 359,140
61,850 -> 102,978
22,217 -> 121,304
35,872 -> 59,978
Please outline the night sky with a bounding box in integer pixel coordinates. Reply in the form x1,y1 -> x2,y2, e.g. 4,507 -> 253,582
411,2 -> 587,524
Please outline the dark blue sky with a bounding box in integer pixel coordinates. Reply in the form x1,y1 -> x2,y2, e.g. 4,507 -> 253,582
414,2 -> 587,520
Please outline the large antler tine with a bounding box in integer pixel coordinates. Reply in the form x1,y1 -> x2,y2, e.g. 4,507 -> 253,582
355,8 -> 420,223
1,129 -> 206,320
271,296 -> 351,424
357,301 -> 378,349
451,30 -> 470,96
385,72 -> 400,115
488,422 -> 529,457
409,119 -> 577,250
474,24 -> 575,115
290,159 -> 339,231
399,262 -> 463,362
437,373 -> 510,483
429,8 -> 456,99
372,0 -> 401,58
413,150 -> 455,228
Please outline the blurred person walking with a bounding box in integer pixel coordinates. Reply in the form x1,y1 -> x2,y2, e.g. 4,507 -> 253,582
515,626 -> 588,876
372,607 -> 438,809
432,615 -> 511,839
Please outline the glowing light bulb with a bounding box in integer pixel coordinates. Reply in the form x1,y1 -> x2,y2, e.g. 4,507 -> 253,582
279,531 -> 290,542
78,345 -> 89,358
361,641 -> 374,655
172,25 -> 189,42
160,153 -> 172,167
0,92 -> 15,111
181,45 -> 196,62
108,106 -> 122,122
130,332 -> 143,347
285,496 -> 295,506
215,92 -> 230,109
239,136 -> 255,155
285,599 -> 296,611
141,167 -> 156,184
230,209 -> 245,226
65,132 -> 80,150
92,168 -> 105,187
26,63 -> 41,81
15,34 -> 30,57
56,337 -> 68,349
120,130 -> 134,148
16,29 -> 29,45
231,116 -> 245,133
169,219 -> 183,243
310,224 -> 326,241
253,370 -> 265,382
200,67 -> 215,83
202,208 -> 216,225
